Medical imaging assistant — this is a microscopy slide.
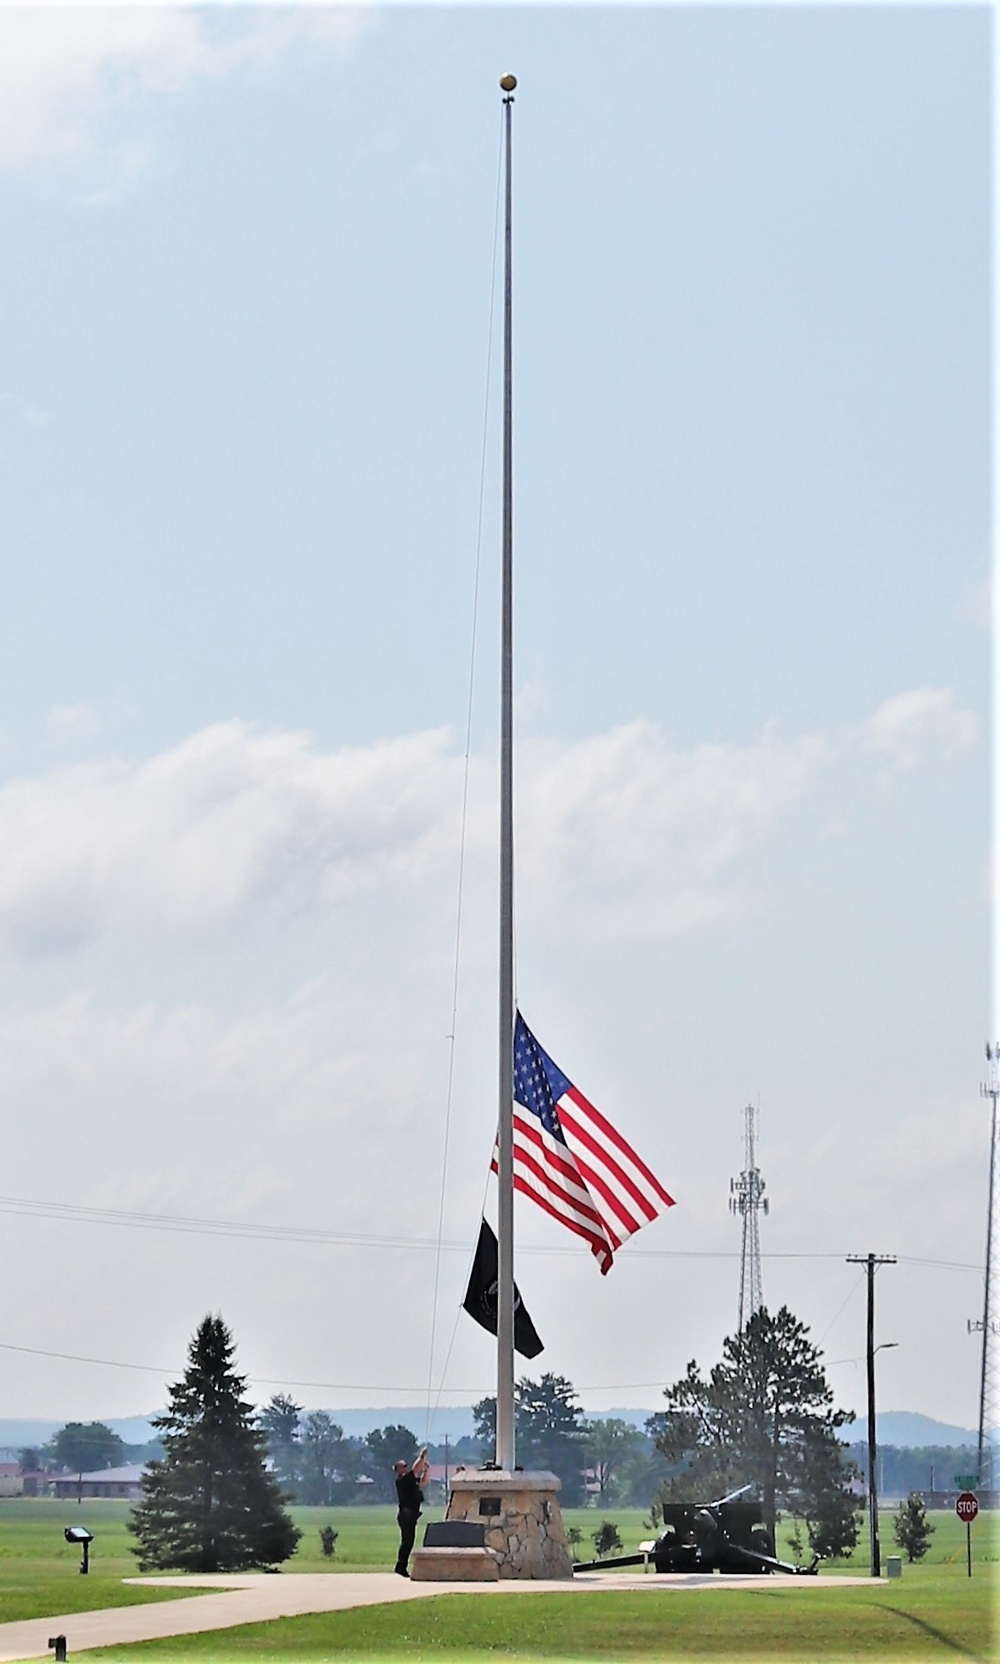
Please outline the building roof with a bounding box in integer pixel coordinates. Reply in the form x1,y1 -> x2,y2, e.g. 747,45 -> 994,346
65,1464 -> 146,1484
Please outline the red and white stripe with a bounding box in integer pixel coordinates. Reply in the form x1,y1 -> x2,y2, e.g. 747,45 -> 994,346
492,1088 -> 674,1276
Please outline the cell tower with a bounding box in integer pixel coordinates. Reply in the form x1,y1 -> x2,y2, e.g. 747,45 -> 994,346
729,1103 -> 769,1334
968,1043 -> 1000,1494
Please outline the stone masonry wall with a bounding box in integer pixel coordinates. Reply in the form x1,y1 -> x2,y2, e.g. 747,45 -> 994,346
445,1472 -> 573,1580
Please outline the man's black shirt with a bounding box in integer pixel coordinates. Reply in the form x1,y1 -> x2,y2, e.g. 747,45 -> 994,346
395,1470 -> 423,1514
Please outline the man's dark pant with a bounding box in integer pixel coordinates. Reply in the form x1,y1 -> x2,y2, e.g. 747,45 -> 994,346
396,1509 -> 420,1573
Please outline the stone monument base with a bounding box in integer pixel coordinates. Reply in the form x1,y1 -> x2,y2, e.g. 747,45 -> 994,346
410,1546 -> 499,1581
444,1469 -> 573,1579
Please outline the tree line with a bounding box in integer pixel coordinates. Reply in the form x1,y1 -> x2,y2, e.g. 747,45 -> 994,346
256,1399 -> 423,1505
471,1376 -> 667,1507
844,1442 -> 981,1499
25,1410 -> 973,1527
255,1381 -> 669,1509
18,1424 -> 162,1476
80,1303 -> 879,1570
259,1380 -> 672,1509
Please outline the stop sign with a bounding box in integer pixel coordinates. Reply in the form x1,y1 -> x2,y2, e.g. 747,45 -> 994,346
956,1491 -> 979,1523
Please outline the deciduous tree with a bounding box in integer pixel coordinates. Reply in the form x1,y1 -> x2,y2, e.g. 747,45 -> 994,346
583,1418 -> 646,1502
47,1423 -> 125,1475
300,1412 -> 358,1505
363,1425 -> 418,1502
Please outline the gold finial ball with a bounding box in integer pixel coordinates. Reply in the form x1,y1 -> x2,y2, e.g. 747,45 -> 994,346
499,74 -> 517,92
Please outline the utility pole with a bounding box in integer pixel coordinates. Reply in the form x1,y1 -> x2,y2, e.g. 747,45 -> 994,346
969,1042 -> 1000,1497
846,1253 -> 896,1577
730,1103 -> 768,1333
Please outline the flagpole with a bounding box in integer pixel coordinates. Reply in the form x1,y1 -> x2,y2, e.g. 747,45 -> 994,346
496,71 -> 517,1475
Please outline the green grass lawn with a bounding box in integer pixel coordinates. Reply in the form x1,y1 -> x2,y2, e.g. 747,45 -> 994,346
81,1569 -> 996,1663
1,1501 -> 995,1659
0,1499 -> 204,1622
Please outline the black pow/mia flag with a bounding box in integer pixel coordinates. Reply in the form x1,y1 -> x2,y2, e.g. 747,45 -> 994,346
462,1218 -> 544,1359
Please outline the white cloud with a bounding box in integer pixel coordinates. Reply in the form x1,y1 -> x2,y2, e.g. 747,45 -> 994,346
0,687 -> 974,954
46,703 -> 101,746
863,687 -> 977,771
0,390 -> 52,427
0,9 -> 367,176
512,722 -> 821,891
0,976 -> 422,1138
0,721 -> 458,949
0,974 -> 446,1245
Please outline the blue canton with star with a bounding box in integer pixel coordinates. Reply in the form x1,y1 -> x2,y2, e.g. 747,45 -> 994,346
513,1013 -> 572,1144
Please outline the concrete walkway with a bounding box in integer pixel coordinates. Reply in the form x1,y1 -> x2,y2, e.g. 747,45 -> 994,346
0,1570 -> 876,1661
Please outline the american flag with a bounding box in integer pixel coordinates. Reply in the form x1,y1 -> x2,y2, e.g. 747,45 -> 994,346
491,1012 -> 674,1274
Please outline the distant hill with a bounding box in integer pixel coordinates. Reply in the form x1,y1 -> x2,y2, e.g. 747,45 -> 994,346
1,1405 -> 989,1453
325,1407 -> 479,1441
0,1405 -> 648,1448
0,1414 -> 161,1449
838,1411 -> 985,1448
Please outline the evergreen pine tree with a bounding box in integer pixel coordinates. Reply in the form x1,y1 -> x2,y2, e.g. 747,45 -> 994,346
893,1492 -> 935,1563
128,1315 -> 301,1572
651,1306 -> 859,1550
472,1376 -> 587,1503
257,1393 -> 303,1498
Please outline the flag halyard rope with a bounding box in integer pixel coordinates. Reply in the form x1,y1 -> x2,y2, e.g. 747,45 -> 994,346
424,108 -> 506,1444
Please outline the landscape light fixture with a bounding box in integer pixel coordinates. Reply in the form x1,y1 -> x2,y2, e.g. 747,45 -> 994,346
64,1526 -> 94,1575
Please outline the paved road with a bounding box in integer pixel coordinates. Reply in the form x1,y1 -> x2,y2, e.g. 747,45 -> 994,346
0,1571 -> 876,1661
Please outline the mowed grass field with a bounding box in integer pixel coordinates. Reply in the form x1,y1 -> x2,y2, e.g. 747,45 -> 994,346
0,1500 -> 995,1660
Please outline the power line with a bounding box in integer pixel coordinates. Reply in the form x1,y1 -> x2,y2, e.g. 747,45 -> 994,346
0,1193 -> 981,1271
0,1338 -> 782,1400
0,1334 -> 879,1403
0,1339 -> 481,1395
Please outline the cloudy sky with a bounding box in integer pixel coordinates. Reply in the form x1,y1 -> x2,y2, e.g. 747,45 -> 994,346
0,3 -> 989,1440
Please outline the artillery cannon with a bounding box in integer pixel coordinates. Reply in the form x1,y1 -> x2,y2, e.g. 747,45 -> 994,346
572,1486 -> 819,1576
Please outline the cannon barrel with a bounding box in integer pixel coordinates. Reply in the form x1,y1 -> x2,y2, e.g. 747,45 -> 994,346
571,1552 -> 647,1573
571,1542 -> 819,1577
721,1541 -> 820,1576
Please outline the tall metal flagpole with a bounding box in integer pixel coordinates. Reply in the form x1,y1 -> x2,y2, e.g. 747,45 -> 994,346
496,71 -> 517,1475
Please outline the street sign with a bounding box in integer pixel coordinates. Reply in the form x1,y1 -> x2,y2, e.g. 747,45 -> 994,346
956,1491 -> 979,1577
954,1474 -> 978,1489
